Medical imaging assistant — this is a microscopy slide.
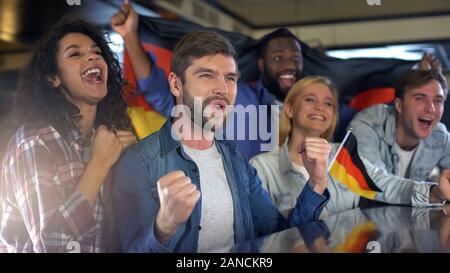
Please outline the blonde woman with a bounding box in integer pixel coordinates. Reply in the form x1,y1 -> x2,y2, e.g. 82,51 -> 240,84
250,76 -> 449,218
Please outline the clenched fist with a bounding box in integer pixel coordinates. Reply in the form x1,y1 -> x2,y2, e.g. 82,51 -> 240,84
439,169 -> 450,201
110,0 -> 138,39
418,52 -> 442,73
298,137 -> 330,195
90,125 -> 123,169
155,171 -> 201,243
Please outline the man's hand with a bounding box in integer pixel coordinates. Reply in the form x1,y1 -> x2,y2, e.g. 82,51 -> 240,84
430,169 -> 450,204
298,137 -> 330,195
110,0 -> 151,79
110,0 -> 138,40
155,171 -> 201,243
418,52 -> 442,73
439,169 -> 450,201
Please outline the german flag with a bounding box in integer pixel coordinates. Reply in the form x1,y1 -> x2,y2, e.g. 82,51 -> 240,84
329,131 -> 382,200
122,43 -> 168,139
117,16 -> 415,141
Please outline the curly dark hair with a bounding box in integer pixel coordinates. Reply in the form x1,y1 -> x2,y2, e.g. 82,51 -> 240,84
15,18 -> 132,134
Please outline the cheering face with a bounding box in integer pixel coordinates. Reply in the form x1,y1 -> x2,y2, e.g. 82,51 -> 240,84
259,37 -> 303,99
51,33 -> 108,109
172,53 -> 238,132
395,79 -> 445,141
286,83 -> 335,137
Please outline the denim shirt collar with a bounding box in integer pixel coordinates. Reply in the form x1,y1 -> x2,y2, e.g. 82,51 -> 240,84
279,138 -> 295,175
159,120 -> 180,156
383,106 -> 398,146
159,120 -> 238,156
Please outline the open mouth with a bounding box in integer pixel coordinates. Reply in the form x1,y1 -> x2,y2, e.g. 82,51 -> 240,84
418,116 -> 433,129
209,99 -> 226,111
278,73 -> 296,89
308,114 -> 326,121
81,66 -> 103,84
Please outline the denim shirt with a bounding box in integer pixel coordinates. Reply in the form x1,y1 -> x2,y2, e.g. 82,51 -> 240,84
349,104 -> 450,181
137,53 -> 278,160
107,121 -> 329,253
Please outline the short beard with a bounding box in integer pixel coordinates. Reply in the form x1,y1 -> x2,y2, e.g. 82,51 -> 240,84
263,68 -> 288,101
182,87 -> 230,132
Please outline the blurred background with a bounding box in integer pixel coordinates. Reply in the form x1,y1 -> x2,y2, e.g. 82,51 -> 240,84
1,0 -> 450,158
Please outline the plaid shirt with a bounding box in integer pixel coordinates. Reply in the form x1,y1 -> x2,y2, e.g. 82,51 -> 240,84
0,124 -> 104,253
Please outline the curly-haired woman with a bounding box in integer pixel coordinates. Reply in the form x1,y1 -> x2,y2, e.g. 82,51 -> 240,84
0,19 -> 136,252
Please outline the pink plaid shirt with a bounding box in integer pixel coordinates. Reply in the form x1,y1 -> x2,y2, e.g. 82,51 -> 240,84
0,124 -> 104,253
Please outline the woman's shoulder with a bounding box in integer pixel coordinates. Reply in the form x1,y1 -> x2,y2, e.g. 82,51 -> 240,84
249,147 -> 282,178
7,123 -> 62,150
17,122 -> 60,138
250,147 -> 281,165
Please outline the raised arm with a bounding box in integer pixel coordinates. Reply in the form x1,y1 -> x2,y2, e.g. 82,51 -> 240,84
110,0 -> 174,117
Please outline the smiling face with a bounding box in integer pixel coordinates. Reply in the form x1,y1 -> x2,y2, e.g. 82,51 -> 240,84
50,32 -> 108,110
285,82 -> 336,138
395,79 -> 445,147
170,53 -> 238,132
259,37 -> 303,100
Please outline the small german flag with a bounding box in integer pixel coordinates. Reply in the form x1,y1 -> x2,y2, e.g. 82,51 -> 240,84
329,130 -> 382,200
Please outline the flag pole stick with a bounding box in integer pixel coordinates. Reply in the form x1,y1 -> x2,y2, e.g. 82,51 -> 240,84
327,128 -> 353,173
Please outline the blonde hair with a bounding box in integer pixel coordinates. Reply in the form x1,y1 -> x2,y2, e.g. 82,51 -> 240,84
279,76 -> 339,146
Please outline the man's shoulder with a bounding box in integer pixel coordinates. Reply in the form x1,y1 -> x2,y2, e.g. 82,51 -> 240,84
124,130 -> 162,161
351,104 -> 392,126
238,80 -> 259,90
433,122 -> 449,134
236,79 -> 268,105
354,104 -> 393,121
429,122 -> 450,145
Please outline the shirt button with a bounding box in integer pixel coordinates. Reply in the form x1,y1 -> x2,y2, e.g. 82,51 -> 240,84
198,225 -> 202,230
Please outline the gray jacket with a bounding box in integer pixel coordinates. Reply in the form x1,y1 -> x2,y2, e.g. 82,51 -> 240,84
349,104 -> 450,181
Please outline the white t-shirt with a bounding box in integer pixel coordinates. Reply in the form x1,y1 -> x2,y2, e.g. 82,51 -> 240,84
393,142 -> 417,178
182,143 -> 235,253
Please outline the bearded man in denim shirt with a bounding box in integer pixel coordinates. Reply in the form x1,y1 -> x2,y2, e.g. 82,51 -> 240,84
107,30 -> 331,253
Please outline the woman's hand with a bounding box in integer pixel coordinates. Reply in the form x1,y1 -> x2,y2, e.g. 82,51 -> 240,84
299,137 -> 330,195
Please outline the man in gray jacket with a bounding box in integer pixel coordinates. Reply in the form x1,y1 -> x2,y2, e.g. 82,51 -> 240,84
350,69 -> 450,203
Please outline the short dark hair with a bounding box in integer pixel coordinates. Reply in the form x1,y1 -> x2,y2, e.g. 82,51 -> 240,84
395,69 -> 448,100
171,31 -> 238,83
258,28 -> 300,58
